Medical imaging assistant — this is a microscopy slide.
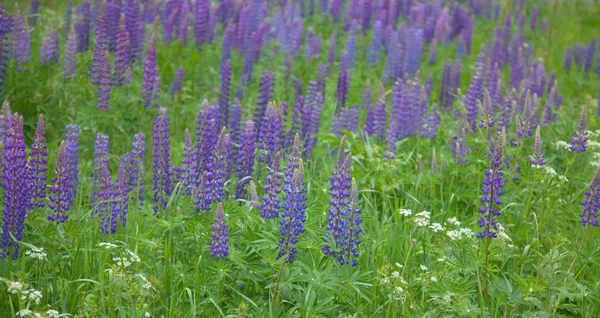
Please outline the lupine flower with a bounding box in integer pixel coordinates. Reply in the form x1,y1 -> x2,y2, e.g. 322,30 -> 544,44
194,0 -> 210,46
316,63 -> 329,98
530,126 -> 544,165
111,160 -> 130,232
464,72 -> 481,131
564,47 -> 573,70
227,99 -> 242,161
202,128 -> 229,211
179,129 -> 195,195
153,107 -> 173,214
404,28 -> 424,76
210,202 -> 229,259
97,53 -> 111,111
277,162 -> 307,264
27,114 -> 48,208
48,142 -> 71,224
15,16 -> 31,70
0,100 -> 11,143
580,169 -> 600,227
327,32 -> 336,65
64,124 -> 79,205
1,114 -> 28,259
367,20 -> 383,65
40,28 -> 59,65
91,133 -> 109,214
219,60 -> 231,124
97,161 -> 114,234
195,101 -> 219,180
477,131 -> 505,238
128,132 -> 146,206
171,67 -> 185,96
259,152 -> 282,219
584,38 -> 595,75
29,0 -> 40,26
255,71 -> 275,134
76,1 -> 91,53
336,66 -> 350,110
92,2 -> 107,84
570,108 -> 588,153
112,14 -> 131,86
257,103 -> 282,173
124,0 -> 142,62
530,6 -> 538,31
235,117 -> 257,199
193,171 -> 209,211
64,26 -> 77,78
342,178 -> 362,266
142,28 -> 160,107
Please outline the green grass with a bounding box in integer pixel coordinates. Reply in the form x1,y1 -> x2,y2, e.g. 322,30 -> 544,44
1,0 -> 600,317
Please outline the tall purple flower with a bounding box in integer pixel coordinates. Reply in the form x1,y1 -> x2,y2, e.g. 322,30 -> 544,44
255,71 -> 275,134
180,129 -> 195,195
464,72 -> 482,131
530,126 -> 545,166
336,66 -> 350,110
27,114 -> 48,208
97,53 -> 111,111
277,162 -> 307,264
153,107 -> 173,214
570,108 -> 588,153
203,128 -> 229,209
48,142 -> 71,224
76,1 -> 91,53
257,103 -> 282,173
477,131 -> 505,239
194,0 -> 210,46
210,202 -> 229,259
40,28 -> 59,65
112,160 -> 130,231
64,124 -> 79,205
112,14 -> 131,86
1,114 -> 28,259
142,28 -> 160,107
64,26 -> 77,78
195,101 -> 219,180
128,132 -> 146,206
92,2 -> 107,84
259,152 -> 282,219
235,117 -> 257,199
219,60 -> 231,124
15,15 -> 31,70
580,169 -> 600,227
124,0 -> 142,62
171,67 -> 185,96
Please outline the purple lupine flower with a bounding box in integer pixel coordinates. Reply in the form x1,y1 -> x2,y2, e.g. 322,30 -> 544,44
372,98 -> 387,139
219,60 -> 231,124
343,24 -> 357,69
343,178 -> 361,266
29,0 -> 40,26
64,124 -> 79,205
27,114 -> 48,208
580,169 -> 600,227
259,152 -> 282,219
257,103 -> 282,173
195,101 -> 219,180
14,15 -> 31,70
1,114 -> 27,259
76,1 -> 91,53
97,161 -> 114,234
228,99 -> 242,157
0,100 -> 11,143
40,28 -> 59,65
464,72 -> 481,131
203,127 -> 229,209
65,0 -> 73,35
570,108 -> 588,153
584,38 -> 595,75
530,126 -> 544,166
106,0 -> 120,51
124,0 -> 142,62
316,63 -> 329,98
404,28 -> 424,76
210,202 -> 229,259
235,117 -> 257,199
64,26 -> 77,78
477,131 -> 505,239
336,66 -> 350,110
255,71 -> 275,134
48,142 -> 71,224
530,5 -> 538,30
112,160 -> 130,231
153,107 -> 173,214
112,14 -> 131,86
564,47 -> 573,70
128,132 -> 146,206
91,133 -> 109,214
92,2 -> 107,84
367,20 -> 383,65
305,86 -> 324,157
194,0 -> 210,46
97,53 -> 111,111
171,67 -> 185,96
327,32 -> 336,65
177,6 -> 191,44
180,129 -> 195,195
142,28 -> 160,107
277,162 -> 307,264
221,22 -> 235,64
323,139 -> 354,265
427,45 -> 437,65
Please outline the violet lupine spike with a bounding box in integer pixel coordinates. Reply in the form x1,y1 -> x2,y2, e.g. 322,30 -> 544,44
195,102 -> 219,179
171,67 -> 185,96
584,38 -> 595,76
316,63 -> 329,99
113,160 -> 130,231
367,20 -> 383,65
327,32 -> 336,65
257,103 -> 282,174
40,28 -> 59,65
564,47 -> 573,70
570,108 -> 588,153
277,161 -> 307,264
305,89 -> 324,158
210,202 -> 229,259
124,0 -> 142,62
194,0 -> 210,46
464,72 -> 481,131
64,26 -> 77,78
48,142 -> 71,224
228,99 -> 242,157
27,114 -> 48,208
91,133 -> 109,215
580,169 -> 600,227
180,129 -> 195,195
373,98 -> 387,139
343,178 -> 362,266
153,107 -> 173,215
65,0 -> 73,34
404,28 -> 424,77
97,53 -> 111,111
255,71 -> 275,134
92,2 -> 108,84
142,28 -> 160,108
128,132 -> 146,206
15,16 -> 31,70
64,124 -> 79,205
1,114 -> 27,259
259,152 -> 282,220
97,161 -> 114,234
530,126 -> 544,166
219,60 -> 231,124
76,1 -> 91,53
336,67 -> 350,111
477,131 -> 505,239
113,14 -> 131,86
203,127 -> 229,209
530,5 -> 538,31
106,0 -> 120,52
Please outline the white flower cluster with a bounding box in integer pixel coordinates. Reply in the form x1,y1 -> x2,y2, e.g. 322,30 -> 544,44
136,274 -> 153,290
16,309 -> 62,318
113,249 -> 141,268
21,288 -> 43,304
531,164 -> 568,183
46,310 -> 60,318
399,209 -> 412,216
587,140 -> 600,151
554,141 -> 571,151
495,223 -> 512,242
25,246 -> 47,260
99,242 -> 119,249
429,223 -> 444,233
444,217 -> 474,241
413,211 -> 431,227
591,153 -> 600,167
8,280 -> 23,294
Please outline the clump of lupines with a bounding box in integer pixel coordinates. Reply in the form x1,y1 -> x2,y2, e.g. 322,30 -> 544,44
277,161 -> 307,264
580,169 -> 600,227
48,142 -> 71,224
1,114 -> 28,259
27,114 -> 48,208
210,202 -> 229,259
477,131 -> 505,238
171,67 -> 185,96
530,126 -> 544,165
153,108 -> 173,214
64,124 -> 79,205
235,117 -> 257,199
259,152 -> 282,220
570,108 -> 588,153
142,27 -> 160,107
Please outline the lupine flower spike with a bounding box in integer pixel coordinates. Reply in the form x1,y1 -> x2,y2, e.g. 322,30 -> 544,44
48,142 -> 71,223
210,202 -> 229,259
259,152 -> 282,219
277,161 -> 307,264
27,114 -> 48,209
530,126 -> 544,166
580,169 -> 600,227
477,130 -> 505,239
570,108 -> 588,153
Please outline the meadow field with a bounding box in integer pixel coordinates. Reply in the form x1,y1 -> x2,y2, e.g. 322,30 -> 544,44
1,0 -> 600,317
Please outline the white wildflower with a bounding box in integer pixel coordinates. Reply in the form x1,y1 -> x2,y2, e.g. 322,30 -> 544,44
16,309 -> 33,317
46,310 -> 60,318
126,250 -> 141,263
99,242 -> 118,249
558,175 -> 569,183
437,258 -> 445,262
420,265 -> 428,271
429,223 -> 444,232
414,211 -> 431,227
395,262 -> 403,268
399,209 -> 412,216
554,141 -> 571,151
446,217 -> 460,226
145,313 -> 152,318
446,230 -> 461,241
25,246 -> 47,260
136,274 -> 152,290
442,292 -> 454,303
391,271 -> 400,278
459,227 -> 474,238
8,281 -> 23,294
496,223 -> 512,242
587,140 -> 600,151
34,314 -> 42,318
431,276 -> 438,282
22,288 -> 42,304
